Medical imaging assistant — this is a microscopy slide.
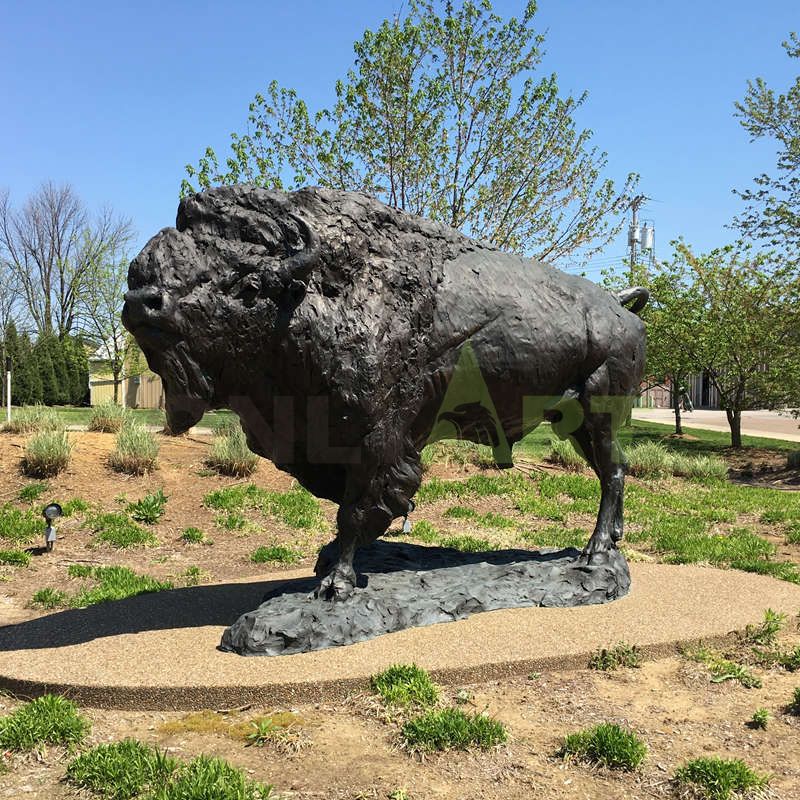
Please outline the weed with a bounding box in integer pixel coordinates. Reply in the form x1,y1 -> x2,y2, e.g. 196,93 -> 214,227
70,566 -> 172,607
560,723 -> 647,770
17,482 -> 49,503
371,664 -> 439,708
31,587 -> 67,608
443,506 -> 477,520
127,488 -> 168,524
3,404 -> 61,434
66,738 -> 178,800
588,642 -> 642,671
786,521 -> 800,544
22,429 -> 71,477
181,566 -> 208,587
0,503 -> 41,544
151,754 -> 273,800
89,513 -> 157,548
61,497 -> 89,516
206,427 -> 259,477
0,694 -> 89,750
743,608 -> 787,647
88,402 -> 129,433
684,646 -> 762,688
748,708 -> 769,729
215,512 -> 248,531
67,564 -> 93,578
251,545 -> 301,564
789,687 -> 800,714
401,708 -> 507,751
109,423 -> 159,474
673,757 -> 769,800
245,717 -> 310,753
0,549 -> 31,566
180,527 -> 207,544
777,646 -> 800,671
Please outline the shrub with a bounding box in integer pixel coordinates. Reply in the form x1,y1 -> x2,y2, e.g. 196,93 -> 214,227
0,549 -> 31,566
88,512 -> 157,548
3,404 -> 61,434
180,527 -> 206,544
673,757 -> 769,800
88,402 -> 129,433
0,503 -> 41,544
546,438 -> 586,472
250,545 -> 301,564
0,694 -> 89,750
31,587 -> 67,609
17,481 -> 49,503
108,423 -> 159,474
206,427 -> 259,477
589,642 -> 642,671
127,488 -> 168,524
401,708 -> 507,751
70,566 -> 172,608
371,663 -> 439,707
748,708 -> 769,729
22,429 -> 71,477
560,723 -> 647,770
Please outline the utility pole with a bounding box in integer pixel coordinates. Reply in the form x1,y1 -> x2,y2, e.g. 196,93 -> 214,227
628,194 -> 647,280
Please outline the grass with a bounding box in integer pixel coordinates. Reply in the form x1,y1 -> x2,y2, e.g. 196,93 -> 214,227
88,402 -> 129,433
250,545 -> 302,564
151,754 -> 273,800
69,565 -> 173,607
61,497 -> 89,516
31,587 -> 68,608
420,440 -> 495,470
674,757 -> 770,800
2,404 -> 62,434
560,723 -> 647,770
789,687 -> 800,714
5,405 -> 237,429
443,506 -> 516,528
786,521 -> 800,544
108,422 -> 159,474
206,426 -> 259,477
17,481 -> 49,502
0,549 -> 31,566
180,526 -> 207,544
546,437 -> 587,472
126,488 -> 168,524
0,694 -> 89,750
401,708 -> 507,751
203,483 -> 324,529
370,663 -> 440,708
66,738 -> 178,800
588,642 -> 642,670
88,512 -> 157,548
22,428 -> 72,477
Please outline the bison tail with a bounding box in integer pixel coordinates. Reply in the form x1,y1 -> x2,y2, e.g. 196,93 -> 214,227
617,286 -> 649,315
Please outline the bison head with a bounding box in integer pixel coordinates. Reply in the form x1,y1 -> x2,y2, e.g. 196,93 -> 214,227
122,186 -> 321,434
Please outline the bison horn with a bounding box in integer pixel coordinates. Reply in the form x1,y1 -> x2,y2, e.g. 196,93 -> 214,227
279,213 -> 321,285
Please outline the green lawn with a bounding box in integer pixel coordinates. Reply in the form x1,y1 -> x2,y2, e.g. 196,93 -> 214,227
5,406 -> 236,429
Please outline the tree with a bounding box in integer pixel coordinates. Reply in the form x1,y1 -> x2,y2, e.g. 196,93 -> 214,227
62,335 -> 89,405
183,0 -> 637,263
646,242 -> 800,447
3,322 -> 42,405
0,182 -> 132,337
734,32 -> 800,262
77,253 -> 140,404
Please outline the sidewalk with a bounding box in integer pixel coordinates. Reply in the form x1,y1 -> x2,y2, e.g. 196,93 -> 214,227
632,408 -> 800,443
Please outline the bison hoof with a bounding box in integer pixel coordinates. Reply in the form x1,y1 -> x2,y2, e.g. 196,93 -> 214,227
581,533 -> 615,563
314,564 -> 357,602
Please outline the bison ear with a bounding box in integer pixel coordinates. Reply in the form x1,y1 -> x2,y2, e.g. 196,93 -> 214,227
286,279 -> 307,305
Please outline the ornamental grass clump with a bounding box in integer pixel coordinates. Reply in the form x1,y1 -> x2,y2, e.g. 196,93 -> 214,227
370,663 -> 439,708
3,404 -> 61,434
546,438 -> 586,472
109,422 -> 159,474
206,426 -> 259,477
673,757 -> 769,800
0,694 -> 89,751
560,723 -> 647,770
88,401 -> 129,433
401,708 -> 507,752
22,429 -> 72,477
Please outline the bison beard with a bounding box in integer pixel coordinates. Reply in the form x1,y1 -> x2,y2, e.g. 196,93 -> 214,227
123,185 -> 647,607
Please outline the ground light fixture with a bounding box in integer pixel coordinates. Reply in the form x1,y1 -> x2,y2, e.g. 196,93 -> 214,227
42,503 -> 62,552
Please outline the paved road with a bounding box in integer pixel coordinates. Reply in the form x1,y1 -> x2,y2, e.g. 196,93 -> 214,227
632,408 -> 800,443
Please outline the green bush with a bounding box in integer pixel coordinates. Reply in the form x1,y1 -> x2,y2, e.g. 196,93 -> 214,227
0,694 -> 89,750
206,427 -> 259,477
89,513 -> 157,548
17,481 -> 49,503
401,708 -> 507,751
589,642 -> 642,670
3,404 -> 61,434
22,429 -> 72,477
70,566 -> 172,608
31,587 -> 67,609
108,423 -> 159,474
88,402 -> 129,433
250,545 -> 301,564
673,757 -> 769,800
0,503 -> 41,544
545,438 -> 586,472
371,663 -> 439,708
560,723 -> 647,770
127,488 -> 168,524
0,549 -> 31,567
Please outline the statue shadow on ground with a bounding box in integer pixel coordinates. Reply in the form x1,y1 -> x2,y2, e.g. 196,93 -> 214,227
0,541 -> 577,653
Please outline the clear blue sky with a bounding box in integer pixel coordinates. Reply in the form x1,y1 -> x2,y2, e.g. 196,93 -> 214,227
2,0 -> 797,278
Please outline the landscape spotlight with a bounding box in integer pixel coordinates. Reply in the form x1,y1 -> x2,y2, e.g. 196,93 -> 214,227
42,503 -> 62,552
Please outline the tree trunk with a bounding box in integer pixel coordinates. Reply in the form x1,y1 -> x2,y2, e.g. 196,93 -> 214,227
673,385 -> 683,435
726,408 -> 742,448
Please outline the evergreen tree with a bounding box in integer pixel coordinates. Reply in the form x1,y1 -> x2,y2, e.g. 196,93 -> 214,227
63,335 -> 89,405
4,323 -> 42,405
34,336 -> 59,406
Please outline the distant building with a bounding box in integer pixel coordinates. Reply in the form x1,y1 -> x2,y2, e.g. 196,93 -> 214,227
88,339 -> 164,408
